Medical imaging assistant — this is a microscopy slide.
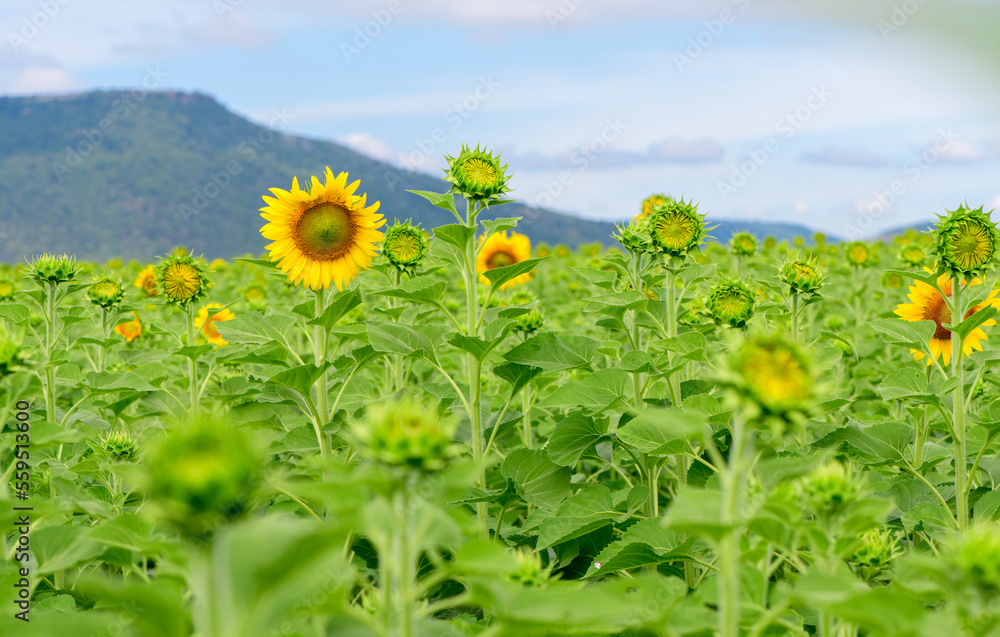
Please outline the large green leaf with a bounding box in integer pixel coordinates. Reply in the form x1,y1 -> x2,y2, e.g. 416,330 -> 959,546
616,408 -> 707,455
538,368 -> 629,411
215,312 -> 297,349
500,448 -> 571,510
503,332 -> 598,371
482,257 -> 545,290
546,413 -> 610,467
536,485 -> 623,549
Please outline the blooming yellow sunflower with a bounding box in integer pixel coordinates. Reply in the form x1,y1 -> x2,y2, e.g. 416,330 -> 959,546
477,231 -> 532,289
894,270 -> 1000,365
114,312 -> 143,343
259,168 -> 385,290
195,303 -> 235,347
134,265 -> 158,297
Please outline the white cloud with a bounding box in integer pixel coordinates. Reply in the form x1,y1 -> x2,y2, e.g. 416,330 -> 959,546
802,146 -> 887,166
937,139 -> 985,162
339,132 -> 398,164
5,66 -> 84,94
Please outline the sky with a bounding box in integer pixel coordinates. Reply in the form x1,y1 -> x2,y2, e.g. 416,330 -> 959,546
2,0 -> 1000,239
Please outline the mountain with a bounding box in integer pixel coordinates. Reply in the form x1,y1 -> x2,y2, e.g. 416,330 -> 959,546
0,91 -> 823,262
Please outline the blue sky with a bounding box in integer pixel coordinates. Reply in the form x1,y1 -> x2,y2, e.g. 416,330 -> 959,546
3,0 -> 999,238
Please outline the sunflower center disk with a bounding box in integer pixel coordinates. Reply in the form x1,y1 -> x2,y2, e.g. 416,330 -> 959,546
657,215 -> 692,248
390,234 -> 420,261
296,203 -> 355,258
743,348 -> 808,406
462,158 -> 498,188
954,225 -> 990,267
487,251 -> 516,269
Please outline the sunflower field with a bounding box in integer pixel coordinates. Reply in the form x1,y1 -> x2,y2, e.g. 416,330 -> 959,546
3,146 -> 1000,637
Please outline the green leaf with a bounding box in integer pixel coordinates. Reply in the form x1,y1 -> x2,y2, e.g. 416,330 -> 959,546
215,312 -> 297,349
33,526 -> 104,575
616,408 -> 706,455
0,303 -> 30,325
82,371 -> 158,395
492,362 -> 543,396
547,413 -> 610,467
483,257 -> 545,290
408,190 -> 459,215
901,502 -> 956,534
480,216 -> 521,237
307,288 -> 362,331
371,278 -> 447,306
432,223 -> 476,251
503,332 -> 598,371
234,257 -> 279,270
619,350 -> 655,373
951,305 -> 998,341
587,518 -> 694,577
365,322 -> 445,364
537,485 -> 622,549
663,488 -> 730,541
975,489 -> 1000,522
447,333 -> 498,362
500,448 -> 571,510
868,318 -> 935,351
877,368 -> 932,402
175,344 -> 215,360
814,425 -> 903,464
266,362 -> 333,397
571,267 -> 618,290
538,368 -> 629,411
584,291 -> 647,313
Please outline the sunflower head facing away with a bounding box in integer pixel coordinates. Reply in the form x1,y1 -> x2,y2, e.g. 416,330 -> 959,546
134,265 -> 158,297
196,303 -> 236,347
779,254 -> 825,295
932,204 -> 1000,277
708,277 -> 756,328
114,312 -> 143,343
639,193 -> 668,219
260,168 -> 385,291
898,244 -> 927,268
894,270 -> 1000,365
477,231 -> 533,289
846,241 -> 876,267
155,253 -> 209,307
382,219 -> 430,271
648,196 -> 708,257
615,215 -> 652,255
730,232 -> 758,257
443,144 -> 512,205
87,275 -> 125,310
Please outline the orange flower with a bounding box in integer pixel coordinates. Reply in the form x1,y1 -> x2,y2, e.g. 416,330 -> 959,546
134,266 -> 158,297
195,303 -> 235,347
114,312 -> 143,343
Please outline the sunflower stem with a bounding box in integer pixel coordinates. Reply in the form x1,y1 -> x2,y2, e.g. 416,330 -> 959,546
313,288 -> 331,460
665,266 -> 682,408
186,305 -> 200,421
719,412 -> 747,637
790,291 -> 800,342
464,199 -> 488,533
43,281 -> 57,426
951,278 -> 968,532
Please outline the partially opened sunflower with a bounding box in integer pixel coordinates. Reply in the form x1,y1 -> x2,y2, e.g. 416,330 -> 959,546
260,168 -> 385,290
894,270 -> 1000,365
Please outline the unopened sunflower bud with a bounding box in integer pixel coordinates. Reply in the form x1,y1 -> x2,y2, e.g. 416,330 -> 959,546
26,253 -> 81,285
0,276 -> 16,302
708,277 -> 756,328
800,461 -> 862,517
87,275 -> 125,310
155,253 -> 210,306
382,220 -> 430,271
648,196 -> 708,258
932,204 -> 1000,277
898,244 -> 927,267
355,397 -> 458,471
99,430 -> 139,462
730,232 -> 758,258
779,254 -> 825,295
443,144 -> 512,206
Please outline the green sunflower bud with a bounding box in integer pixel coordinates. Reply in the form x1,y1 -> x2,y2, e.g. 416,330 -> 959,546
87,275 -> 125,310
800,461 -> 862,518
443,144 -> 512,206
647,196 -> 709,258
716,333 -> 816,433
778,254 -> 825,295
730,232 -> 758,257
154,253 -> 210,307
26,253 -> 81,285
898,243 -> 927,267
106,258 -> 123,270
0,276 -> 16,302
931,204 -> 1000,276
355,396 -> 458,471
952,523 -> 1000,595
881,271 -> 903,289
614,216 -> 652,255
851,529 -> 901,582
510,291 -> 544,335
845,241 -> 876,267
382,219 -> 430,271
708,277 -> 756,328
762,236 -> 777,253
147,420 -> 260,532
98,430 -> 139,462
508,549 -> 551,588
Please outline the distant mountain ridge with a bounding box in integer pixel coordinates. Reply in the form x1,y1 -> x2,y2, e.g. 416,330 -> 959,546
0,90 -> 825,262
